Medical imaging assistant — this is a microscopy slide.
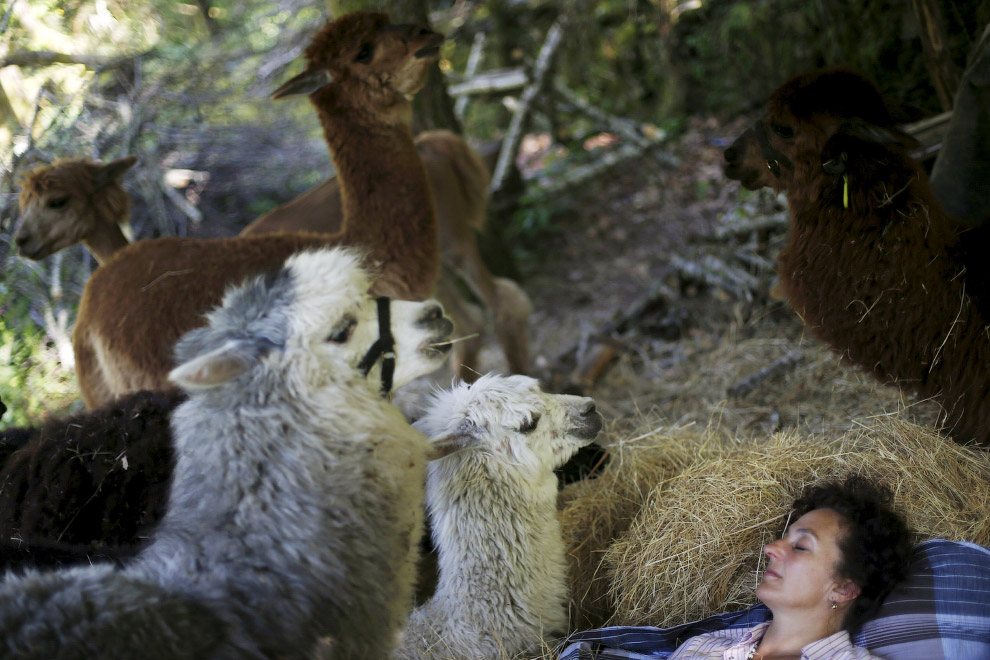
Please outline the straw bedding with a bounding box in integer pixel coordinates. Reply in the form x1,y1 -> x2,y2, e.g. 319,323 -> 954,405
559,417 -> 990,630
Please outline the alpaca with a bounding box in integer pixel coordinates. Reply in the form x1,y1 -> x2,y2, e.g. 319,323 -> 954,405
723,67 -> 990,445
14,156 -> 137,264
12,143 -> 532,382
0,389 -> 182,570
396,374 -> 603,660
0,247 -> 453,659
0,265 -> 453,571
71,11 -> 442,409
243,121 -> 533,381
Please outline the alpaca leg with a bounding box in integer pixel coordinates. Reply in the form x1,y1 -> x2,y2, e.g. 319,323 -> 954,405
73,337 -> 113,410
435,270 -> 486,382
492,277 -> 533,375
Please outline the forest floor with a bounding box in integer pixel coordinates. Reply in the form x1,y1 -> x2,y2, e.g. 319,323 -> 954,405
452,116 -> 943,450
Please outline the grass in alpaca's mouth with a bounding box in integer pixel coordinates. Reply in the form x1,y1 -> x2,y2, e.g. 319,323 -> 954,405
422,333 -> 479,355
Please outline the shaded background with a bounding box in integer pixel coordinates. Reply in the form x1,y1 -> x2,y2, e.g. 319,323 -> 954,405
1,0 -> 987,426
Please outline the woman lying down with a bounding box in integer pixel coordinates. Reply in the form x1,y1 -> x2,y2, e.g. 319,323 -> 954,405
559,476 -> 913,660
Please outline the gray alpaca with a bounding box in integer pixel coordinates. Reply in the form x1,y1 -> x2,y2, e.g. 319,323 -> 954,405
0,247 -> 454,660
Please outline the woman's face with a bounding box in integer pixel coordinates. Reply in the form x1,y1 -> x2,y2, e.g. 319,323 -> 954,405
756,508 -> 857,613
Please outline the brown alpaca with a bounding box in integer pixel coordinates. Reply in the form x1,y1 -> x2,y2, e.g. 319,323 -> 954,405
243,129 -> 532,382
723,68 -> 990,446
15,156 -> 137,265
72,11 -> 442,409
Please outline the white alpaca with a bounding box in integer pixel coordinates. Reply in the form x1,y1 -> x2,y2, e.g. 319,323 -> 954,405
0,247 -> 453,660
397,375 -> 603,660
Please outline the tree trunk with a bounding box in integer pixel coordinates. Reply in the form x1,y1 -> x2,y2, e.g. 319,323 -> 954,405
911,0 -> 962,111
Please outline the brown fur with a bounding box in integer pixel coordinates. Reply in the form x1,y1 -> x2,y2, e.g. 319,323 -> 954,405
250,31 -> 534,382
72,12 -> 442,408
723,68 -> 990,445
243,128 -> 532,381
16,157 -> 136,264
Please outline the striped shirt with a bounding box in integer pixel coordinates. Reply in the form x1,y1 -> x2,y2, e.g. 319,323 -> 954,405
667,622 -> 879,659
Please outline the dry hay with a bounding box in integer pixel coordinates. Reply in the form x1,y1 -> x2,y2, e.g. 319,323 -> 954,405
558,419 -> 719,629
594,310 -> 944,443
595,418 -> 990,629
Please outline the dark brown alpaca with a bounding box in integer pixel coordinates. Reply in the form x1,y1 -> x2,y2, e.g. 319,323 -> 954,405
0,390 -> 183,571
723,68 -> 990,446
72,12 -> 442,408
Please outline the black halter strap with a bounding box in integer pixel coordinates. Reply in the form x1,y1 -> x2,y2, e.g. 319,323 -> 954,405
356,296 -> 396,397
756,119 -> 794,178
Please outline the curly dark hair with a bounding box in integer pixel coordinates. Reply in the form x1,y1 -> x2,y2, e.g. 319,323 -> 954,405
790,475 -> 913,635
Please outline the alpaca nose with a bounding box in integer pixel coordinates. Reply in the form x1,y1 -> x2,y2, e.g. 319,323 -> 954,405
419,302 -> 444,323
580,400 -> 597,417
13,230 -> 31,250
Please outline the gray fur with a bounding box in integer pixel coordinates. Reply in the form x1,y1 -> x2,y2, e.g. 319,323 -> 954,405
397,375 -> 603,660
0,247 -> 445,660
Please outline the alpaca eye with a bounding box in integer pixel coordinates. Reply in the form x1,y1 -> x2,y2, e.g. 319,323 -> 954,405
355,43 -> 374,63
47,196 -> 69,209
327,318 -> 356,343
518,414 -> 541,434
772,123 -> 795,138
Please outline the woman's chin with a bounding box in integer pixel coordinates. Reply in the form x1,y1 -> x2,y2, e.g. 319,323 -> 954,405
754,581 -> 774,604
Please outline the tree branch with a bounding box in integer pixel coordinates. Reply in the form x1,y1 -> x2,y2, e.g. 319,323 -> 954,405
490,17 -> 567,194
0,50 -> 148,70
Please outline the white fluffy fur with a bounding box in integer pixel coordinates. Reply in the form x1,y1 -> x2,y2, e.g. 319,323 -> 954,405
396,374 -> 602,660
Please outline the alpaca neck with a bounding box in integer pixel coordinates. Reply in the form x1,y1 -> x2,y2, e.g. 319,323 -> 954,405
428,464 -> 566,631
780,170 -> 990,426
84,222 -> 130,265
317,102 -> 438,298
136,399 -> 354,590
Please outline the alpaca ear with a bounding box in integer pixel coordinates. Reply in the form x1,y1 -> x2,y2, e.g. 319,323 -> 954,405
94,156 -> 138,189
427,421 -> 482,461
839,119 -> 919,150
271,69 -> 334,99
169,339 -> 268,390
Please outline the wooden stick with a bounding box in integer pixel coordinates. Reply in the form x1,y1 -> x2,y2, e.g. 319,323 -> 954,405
0,50 -> 150,70
727,350 -> 804,398
490,18 -> 567,194
449,67 -> 528,98
454,31 -> 488,120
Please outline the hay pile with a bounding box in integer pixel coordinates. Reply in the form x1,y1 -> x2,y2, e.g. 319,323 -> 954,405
559,416 -> 990,631
590,312 -> 944,442
558,421 -> 718,628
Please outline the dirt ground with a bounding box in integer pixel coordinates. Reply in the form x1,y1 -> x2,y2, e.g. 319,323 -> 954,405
468,116 -> 944,449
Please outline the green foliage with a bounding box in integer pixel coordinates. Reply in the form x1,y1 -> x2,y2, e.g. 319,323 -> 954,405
507,189 -> 569,268
0,280 -> 82,430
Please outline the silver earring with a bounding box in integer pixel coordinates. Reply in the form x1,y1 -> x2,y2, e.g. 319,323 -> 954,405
831,601 -> 838,610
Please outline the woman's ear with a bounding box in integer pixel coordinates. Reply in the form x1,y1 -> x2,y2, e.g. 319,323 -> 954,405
830,579 -> 862,605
